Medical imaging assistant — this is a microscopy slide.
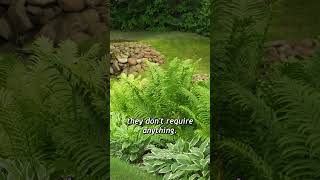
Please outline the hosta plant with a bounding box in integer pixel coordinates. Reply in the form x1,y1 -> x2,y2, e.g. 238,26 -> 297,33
110,112 -> 151,163
143,138 -> 210,180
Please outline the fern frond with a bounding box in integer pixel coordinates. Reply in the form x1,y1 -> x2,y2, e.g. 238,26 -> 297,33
219,138 -> 274,180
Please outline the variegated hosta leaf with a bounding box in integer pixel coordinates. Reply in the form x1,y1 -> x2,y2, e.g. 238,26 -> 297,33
143,138 -> 210,179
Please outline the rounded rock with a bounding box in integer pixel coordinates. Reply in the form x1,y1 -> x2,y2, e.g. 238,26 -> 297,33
128,58 -> 137,65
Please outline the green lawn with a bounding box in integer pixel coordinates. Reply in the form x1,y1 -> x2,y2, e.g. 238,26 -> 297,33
111,31 -> 210,74
110,157 -> 162,180
268,0 -> 320,40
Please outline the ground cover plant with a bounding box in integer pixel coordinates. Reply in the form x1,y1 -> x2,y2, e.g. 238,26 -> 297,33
213,0 -> 320,179
143,137 -> 210,180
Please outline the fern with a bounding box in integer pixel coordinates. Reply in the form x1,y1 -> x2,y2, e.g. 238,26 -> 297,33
219,138 -> 274,180
212,0 -> 320,179
0,158 -> 54,180
111,58 -> 210,141
0,37 -> 109,179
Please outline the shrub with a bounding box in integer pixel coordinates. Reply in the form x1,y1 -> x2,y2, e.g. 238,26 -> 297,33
111,0 -> 210,36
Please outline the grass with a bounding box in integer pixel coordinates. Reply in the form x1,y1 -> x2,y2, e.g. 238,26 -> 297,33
268,0 -> 320,40
111,31 -> 210,74
110,157 -> 163,180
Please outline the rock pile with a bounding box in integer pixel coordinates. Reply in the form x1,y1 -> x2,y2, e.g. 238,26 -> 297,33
110,42 -> 165,76
0,0 -> 107,45
192,74 -> 209,82
264,38 -> 319,61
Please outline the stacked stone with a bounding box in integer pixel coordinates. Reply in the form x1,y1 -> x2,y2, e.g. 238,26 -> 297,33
264,38 -> 319,61
110,42 -> 165,76
0,0 -> 108,45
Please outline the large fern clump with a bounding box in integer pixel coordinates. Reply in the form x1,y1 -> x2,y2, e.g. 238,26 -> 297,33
213,0 -> 320,179
111,58 -> 210,141
0,37 -> 109,179
110,58 -> 210,179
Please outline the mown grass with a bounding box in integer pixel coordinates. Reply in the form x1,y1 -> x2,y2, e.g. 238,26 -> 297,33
268,0 -> 320,40
111,31 -> 210,74
110,157 -> 162,180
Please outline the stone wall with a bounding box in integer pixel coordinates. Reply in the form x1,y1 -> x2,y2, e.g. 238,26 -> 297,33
0,0 -> 108,45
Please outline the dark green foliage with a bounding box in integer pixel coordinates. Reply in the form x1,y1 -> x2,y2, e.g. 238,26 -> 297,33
0,158 -> 54,180
111,0 -> 210,36
0,38 -> 108,179
213,0 -> 320,179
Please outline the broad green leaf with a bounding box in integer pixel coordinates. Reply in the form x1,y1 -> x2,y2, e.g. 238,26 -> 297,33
159,165 -> 171,174
170,170 -> 185,179
121,142 -> 130,149
171,162 -> 179,172
189,174 -> 201,180
179,164 -> 201,171
129,154 -> 138,161
175,154 -> 192,164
